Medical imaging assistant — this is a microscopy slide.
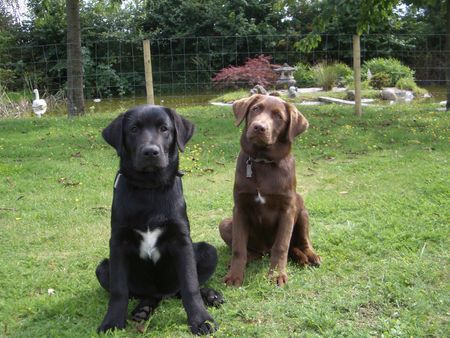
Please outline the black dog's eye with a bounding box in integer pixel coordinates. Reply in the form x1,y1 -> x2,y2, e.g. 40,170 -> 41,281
160,125 -> 169,132
130,125 -> 139,133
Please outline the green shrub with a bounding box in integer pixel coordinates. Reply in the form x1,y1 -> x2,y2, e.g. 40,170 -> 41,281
363,58 -> 414,86
312,63 -> 338,91
346,79 -> 372,90
369,72 -> 391,89
395,77 -> 417,90
81,46 -> 141,98
334,63 -> 353,87
396,77 -> 428,96
293,63 -> 315,87
0,68 -> 15,88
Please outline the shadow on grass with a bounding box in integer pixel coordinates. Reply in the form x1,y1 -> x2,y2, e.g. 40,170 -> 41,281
16,246 -> 232,336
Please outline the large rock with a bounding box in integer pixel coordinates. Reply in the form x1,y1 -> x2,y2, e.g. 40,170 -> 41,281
381,88 -> 414,102
288,86 -> 297,98
345,90 -> 355,101
250,85 -> 268,95
381,88 -> 397,101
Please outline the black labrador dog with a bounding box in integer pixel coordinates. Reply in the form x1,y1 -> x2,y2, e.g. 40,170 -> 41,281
96,104 -> 222,334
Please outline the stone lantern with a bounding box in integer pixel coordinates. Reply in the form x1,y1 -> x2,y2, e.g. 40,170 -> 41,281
274,63 -> 296,88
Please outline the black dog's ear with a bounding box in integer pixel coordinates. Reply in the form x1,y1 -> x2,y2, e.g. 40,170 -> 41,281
232,94 -> 264,127
166,108 -> 195,152
102,113 -> 125,155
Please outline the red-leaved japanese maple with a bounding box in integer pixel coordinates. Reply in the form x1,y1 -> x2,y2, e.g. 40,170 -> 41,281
212,55 -> 279,89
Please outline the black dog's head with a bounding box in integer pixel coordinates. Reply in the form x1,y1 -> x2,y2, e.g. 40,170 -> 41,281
102,105 -> 195,172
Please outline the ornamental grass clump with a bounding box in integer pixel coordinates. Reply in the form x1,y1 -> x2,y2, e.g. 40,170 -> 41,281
312,63 -> 338,91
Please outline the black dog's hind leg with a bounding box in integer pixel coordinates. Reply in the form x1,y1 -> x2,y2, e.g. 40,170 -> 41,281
96,258 -> 110,291
193,242 -> 224,307
131,297 -> 161,322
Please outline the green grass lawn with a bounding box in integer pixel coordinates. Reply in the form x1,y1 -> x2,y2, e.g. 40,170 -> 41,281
0,103 -> 448,337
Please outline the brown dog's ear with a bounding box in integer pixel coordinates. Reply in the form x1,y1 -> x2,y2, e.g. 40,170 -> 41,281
166,108 -> 195,152
232,94 -> 263,127
285,102 -> 309,141
102,113 -> 125,156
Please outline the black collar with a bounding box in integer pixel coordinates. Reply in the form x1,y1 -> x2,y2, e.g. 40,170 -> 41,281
113,170 -> 184,190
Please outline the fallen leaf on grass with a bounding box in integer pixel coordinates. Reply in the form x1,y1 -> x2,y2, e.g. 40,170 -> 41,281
0,207 -> 17,211
47,288 -> 55,295
92,206 -> 109,211
58,178 -> 81,187
339,191 -> 349,195
136,323 -> 146,333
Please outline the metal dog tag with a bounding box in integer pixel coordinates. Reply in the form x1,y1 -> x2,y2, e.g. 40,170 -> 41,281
246,159 -> 252,178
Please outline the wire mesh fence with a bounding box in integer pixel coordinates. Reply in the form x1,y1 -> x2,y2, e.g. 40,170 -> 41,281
0,34 -> 448,107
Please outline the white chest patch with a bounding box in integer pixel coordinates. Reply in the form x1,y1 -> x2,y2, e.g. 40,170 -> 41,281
135,228 -> 163,263
255,191 -> 266,204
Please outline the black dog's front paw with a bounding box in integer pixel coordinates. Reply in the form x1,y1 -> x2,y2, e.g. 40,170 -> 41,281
131,305 -> 154,322
200,287 -> 224,307
190,318 -> 218,336
97,318 -> 126,334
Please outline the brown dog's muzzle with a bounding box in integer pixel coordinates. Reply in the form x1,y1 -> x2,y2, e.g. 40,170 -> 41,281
247,116 -> 275,146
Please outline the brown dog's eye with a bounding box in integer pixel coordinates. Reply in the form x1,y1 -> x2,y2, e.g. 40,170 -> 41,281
251,106 -> 260,113
160,125 -> 168,132
273,111 -> 283,120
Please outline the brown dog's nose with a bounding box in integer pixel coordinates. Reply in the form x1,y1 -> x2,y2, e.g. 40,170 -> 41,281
142,145 -> 160,158
253,123 -> 266,133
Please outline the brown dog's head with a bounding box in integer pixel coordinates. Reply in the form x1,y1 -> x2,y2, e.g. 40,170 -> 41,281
232,94 -> 309,146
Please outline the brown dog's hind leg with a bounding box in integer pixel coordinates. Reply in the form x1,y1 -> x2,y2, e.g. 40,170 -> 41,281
289,196 -> 321,267
220,218 -> 262,264
219,218 -> 233,247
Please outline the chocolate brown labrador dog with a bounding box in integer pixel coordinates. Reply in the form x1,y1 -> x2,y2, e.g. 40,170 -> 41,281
219,94 -> 321,287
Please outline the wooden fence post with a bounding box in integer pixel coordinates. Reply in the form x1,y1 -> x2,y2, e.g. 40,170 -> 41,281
446,2 -> 450,111
353,34 -> 362,117
143,39 -> 155,105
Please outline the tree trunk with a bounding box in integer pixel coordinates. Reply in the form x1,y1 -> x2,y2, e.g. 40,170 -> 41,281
66,0 -> 84,117
353,34 -> 362,116
446,1 -> 449,111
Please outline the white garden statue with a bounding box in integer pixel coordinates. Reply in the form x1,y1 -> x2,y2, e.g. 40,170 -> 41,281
32,89 -> 47,118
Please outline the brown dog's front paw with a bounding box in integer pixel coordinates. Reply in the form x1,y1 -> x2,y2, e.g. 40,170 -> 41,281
224,273 -> 243,287
291,247 -> 321,267
268,270 -> 288,287
308,252 -> 321,267
304,248 -> 321,267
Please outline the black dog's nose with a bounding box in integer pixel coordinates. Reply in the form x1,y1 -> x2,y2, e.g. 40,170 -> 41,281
142,145 -> 160,157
